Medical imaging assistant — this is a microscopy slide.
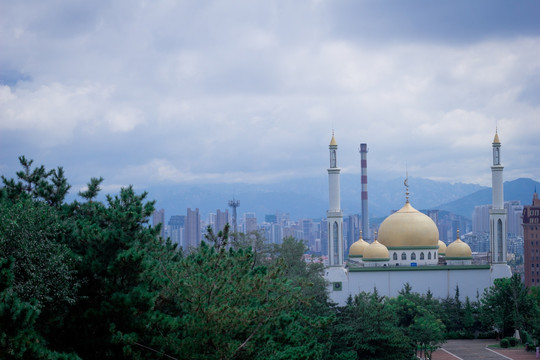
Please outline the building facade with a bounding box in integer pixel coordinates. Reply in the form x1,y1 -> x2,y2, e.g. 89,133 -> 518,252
523,190 -> 540,287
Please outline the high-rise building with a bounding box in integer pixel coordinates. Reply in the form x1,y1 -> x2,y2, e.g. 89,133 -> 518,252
506,201 -> 524,238
327,132 -> 344,266
523,190 -> 540,286
215,209 -> 229,234
472,204 -> 491,234
152,209 -> 165,238
245,216 -> 258,233
265,214 -> 277,224
185,208 -> 201,251
347,214 -> 361,255
168,215 -> 185,248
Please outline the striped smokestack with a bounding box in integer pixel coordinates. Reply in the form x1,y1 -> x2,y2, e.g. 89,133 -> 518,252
360,143 -> 369,240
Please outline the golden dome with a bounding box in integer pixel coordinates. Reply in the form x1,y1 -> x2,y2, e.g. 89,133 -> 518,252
438,240 -> 447,255
377,201 -> 439,249
349,233 -> 369,257
446,233 -> 472,259
330,134 -> 337,146
363,240 -> 390,261
493,132 -> 500,144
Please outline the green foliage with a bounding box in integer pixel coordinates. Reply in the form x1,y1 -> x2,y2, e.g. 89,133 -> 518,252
0,199 -> 78,309
0,258 -> 80,360
500,338 -> 510,348
480,274 -> 539,338
127,225 -> 327,360
330,292 -> 414,360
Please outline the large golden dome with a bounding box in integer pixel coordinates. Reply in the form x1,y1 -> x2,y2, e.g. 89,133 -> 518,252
363,240 -> 390,261
349,234 -> 369,258
378,201 -> 439,249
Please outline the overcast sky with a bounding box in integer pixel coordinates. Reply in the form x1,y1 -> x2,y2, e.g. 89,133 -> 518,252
1,0 -> 540,194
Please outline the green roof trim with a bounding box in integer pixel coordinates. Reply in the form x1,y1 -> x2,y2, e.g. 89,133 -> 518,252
348,264 -> 490,272
348,255 -> 363,258
362,257 -> 390,262
386,246 -> 439,250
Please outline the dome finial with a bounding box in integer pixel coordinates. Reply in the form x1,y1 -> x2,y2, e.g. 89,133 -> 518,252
493,127 -> 500,144
404,167 -> 410,203
329,130 -> 337,146
456,228 -> 460,240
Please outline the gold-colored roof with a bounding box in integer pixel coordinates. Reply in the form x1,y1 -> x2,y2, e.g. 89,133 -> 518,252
377,201 -> 439,248
363,240 -> 389,260
349,234 -> 369,257
438,240 -> 447,255
330,135 -> 337,146
446,237 -> 472,259
493,132 -> 500,144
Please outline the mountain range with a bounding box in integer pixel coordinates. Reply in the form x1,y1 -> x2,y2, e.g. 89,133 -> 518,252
145,176 -> 539,222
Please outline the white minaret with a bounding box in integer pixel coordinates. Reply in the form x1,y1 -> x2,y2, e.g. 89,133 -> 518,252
327,132 -> 344,266
489,130 -> 507,264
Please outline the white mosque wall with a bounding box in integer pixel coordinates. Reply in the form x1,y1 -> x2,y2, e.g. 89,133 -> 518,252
327,266 -> 492,306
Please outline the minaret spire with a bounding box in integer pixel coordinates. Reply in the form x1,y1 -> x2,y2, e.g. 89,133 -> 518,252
489,129 -> 507,264
327,132 -> 344,266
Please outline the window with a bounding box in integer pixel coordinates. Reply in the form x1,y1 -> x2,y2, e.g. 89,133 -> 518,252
393,253 -> 398,260
401,253 -> 407,260
411,253 -> 416,260
420,252 -> 425,260
428,252 -> 432,260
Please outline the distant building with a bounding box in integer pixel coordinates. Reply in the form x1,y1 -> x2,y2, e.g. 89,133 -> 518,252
265,214 -> 277,224
215,209 -> 229,234
168,215 -> 185,248
244,213 -> 257,233
185,208 -> 201,251
522,190 -> 540,287
153,209 -> 166,238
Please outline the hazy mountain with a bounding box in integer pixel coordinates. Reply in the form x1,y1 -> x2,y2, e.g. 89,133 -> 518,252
436,178 -> 540,218
145,174 -> 494,222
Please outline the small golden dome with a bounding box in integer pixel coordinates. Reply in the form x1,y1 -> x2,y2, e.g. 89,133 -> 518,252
438,240 -> 447,255
493,132 -> 500,144
446,233 -> 472,259
378,201 -> 439,249
330,135 -> 337,146
363,240 -> 390,261
349,233 -> 369,257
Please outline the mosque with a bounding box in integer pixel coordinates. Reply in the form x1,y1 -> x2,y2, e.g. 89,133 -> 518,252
325,131 -> 512,305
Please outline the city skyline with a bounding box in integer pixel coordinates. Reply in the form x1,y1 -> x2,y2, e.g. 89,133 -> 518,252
2,1 -> 540,194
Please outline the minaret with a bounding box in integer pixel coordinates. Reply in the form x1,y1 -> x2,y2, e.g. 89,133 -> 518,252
489,130 -> 507,264
327,132 -> 344,266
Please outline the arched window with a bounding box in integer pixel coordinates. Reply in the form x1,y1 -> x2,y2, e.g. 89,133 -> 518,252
420,252 -> 425,260
428,252 -> 432,260
411,253 -> 416,260
333,222 -> 339,264
401,252 -> 407,260
393,253 -> 398,260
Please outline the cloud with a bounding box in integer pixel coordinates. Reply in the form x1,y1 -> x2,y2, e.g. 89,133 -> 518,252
0,1 -> 539,190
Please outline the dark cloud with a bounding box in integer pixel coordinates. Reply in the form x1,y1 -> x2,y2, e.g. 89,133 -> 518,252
327,0 -> 540,44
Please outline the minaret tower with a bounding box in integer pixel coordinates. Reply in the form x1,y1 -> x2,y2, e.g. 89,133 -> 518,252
327,132 -> 344,266
489,130 -> 507,264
